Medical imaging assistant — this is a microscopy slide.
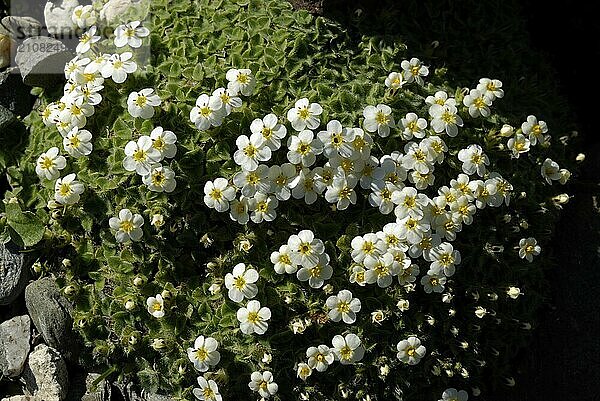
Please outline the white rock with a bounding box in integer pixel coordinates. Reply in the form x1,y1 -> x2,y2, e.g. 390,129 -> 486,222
100,0 -> 149,26
22,344 -> 69,401
0,315 -> 31,378
44,0 -> 79,37
1,396 -> 42,401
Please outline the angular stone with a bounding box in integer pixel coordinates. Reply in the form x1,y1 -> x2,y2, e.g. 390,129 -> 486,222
0,16 -> 42,40
0,315 -> 31,378
22,344 -> 69,401
0,242 -> 29,306
80,373 -> 111,401
0,33 -> 10,69
15,36 -> 72,88
24,278 -> 77,362
1,67 -> 36,118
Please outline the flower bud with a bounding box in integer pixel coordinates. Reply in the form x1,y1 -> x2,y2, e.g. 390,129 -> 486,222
125,300 -> 135,310
151,338 -> 167,350
500,124 -> 514,137
133,276 -> 146,286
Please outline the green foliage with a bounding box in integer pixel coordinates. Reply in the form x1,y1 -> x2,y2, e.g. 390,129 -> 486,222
0,0 -> 578,400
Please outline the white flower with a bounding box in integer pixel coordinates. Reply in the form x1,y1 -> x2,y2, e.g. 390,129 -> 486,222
226,68 -> 256,96
84,53 -> 109,74
229,196 -> 250,224
190,94 -> 224,131
297,253 -> 333,289
507,133 -> 530,158
521,115 -> 548,146
76,25 -> 100,54
149,126 -> 177,159
268,164 -> 297,201
421,270 -> 446,293
114,21 -> 150,48
63,127 -> 93,158
54,173 -> 84,205
324,175 -> 358,210
109,208 -> 144,243
369,181 -> 401,215
477,78 -> 504,100
193,377 -> 222,401
248,193 -> 278,223
123,136 -> 161,176
204,178 -> 236,212
429,103 -> 463,137
225,263 -> 259,303
429,242 -> 461,277
384,71 -> 405,89
127,88 -> 161,119
72,5 -> 97,29
250,113 -> 287,150
212,87 -> 242,116
287,98 -> 323,131
397,263 -> 420,285
101,52 -> 137,84
439,388 -> 469,401
234,133 -> 271,171
271,244 -> 297,274
332,333 -> 365,364
36,147 -> 66,180
462,88 -> 492,118
238,300 -> 271,335
458,144 -> 489,177
364,253 -> 398,288
507,286 -> 523,299
287,129 -> 323,167
540,158 -> 561,184
306,345 -> 335,372
400,112 -> 427,140
392,186 -> 428,220
233,165 -> 270,197
248,371 -> 278,399
350,233 -> 385,264
326,289 -> 361,324
363,104 -> 395,137
396,336 -> 426,365
317,120 -> 355,158
187,335 -> 221,372
402,141 -> 433,174
146,294 -> 165,318
288,229 -> 325,268
518,237 -> 541,262
289,363 -> 311,386
401,57 -> 429,85
142,165 -> 176,193
72,83 -> 103,106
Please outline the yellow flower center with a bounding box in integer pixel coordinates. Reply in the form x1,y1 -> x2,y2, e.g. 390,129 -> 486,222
202,387 -> 215,399
247,172 -> 259,185
244,144 -> 258,157
120,220 -> 134,233
135,95 -> 147,107
261,127 -> 273,139
298,143 -> 311,155
256,201 -> 268,213
237,73 -> 249,84
298,107 -> 310,119
309,265 -> 322,278
234,275 -> 246,289
279,254 -> 291,265
440,254 -> 454,266
220,92 -> 230,103
151,171 -> 165,186
195,347 -> 208,361
339,345 -> 353,360
299,243 -> 311,254
375,111 -> 389,125
69,136 -> 81,147
247,311 -> 260,323
474,97 -> 486,109
113,60 -> 123,69
59,183 -> 72,196
337,301 -> 350,313
331,132 -> 343,145
126,27 -> 136,37
410,65 -> 420,76
133,149 -> 147,162
339,187 -> 353,199
153,137 -> 165,151
407,347 -> 416,357
40,157 -> 54,170
210,188 -> 223,200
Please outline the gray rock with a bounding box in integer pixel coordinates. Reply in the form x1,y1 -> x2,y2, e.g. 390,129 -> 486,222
0,104 -> 16,130
0,16 -> 42,40
14,36 -> 72,88
80,373 -> 111,401
143,393 -> 174,401
1,67 -> 35,118
0,242 -> 29,306
24,278 -> 77,362
22,344 -> 69,401
0,315 -> 31,378
0,396 -> 43,401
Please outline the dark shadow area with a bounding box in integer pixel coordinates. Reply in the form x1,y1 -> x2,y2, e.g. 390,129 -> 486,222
319,0 -> 600,400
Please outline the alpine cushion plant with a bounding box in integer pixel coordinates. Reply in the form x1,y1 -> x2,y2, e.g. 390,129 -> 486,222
0,0 -> 579,400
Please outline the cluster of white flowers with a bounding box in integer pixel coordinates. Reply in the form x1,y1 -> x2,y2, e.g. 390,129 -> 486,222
185,335 -> 223,401
297,333 -> 365,381
37,19 -> 160,244
190,68 -> 253,131
270,230 -> 333,288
